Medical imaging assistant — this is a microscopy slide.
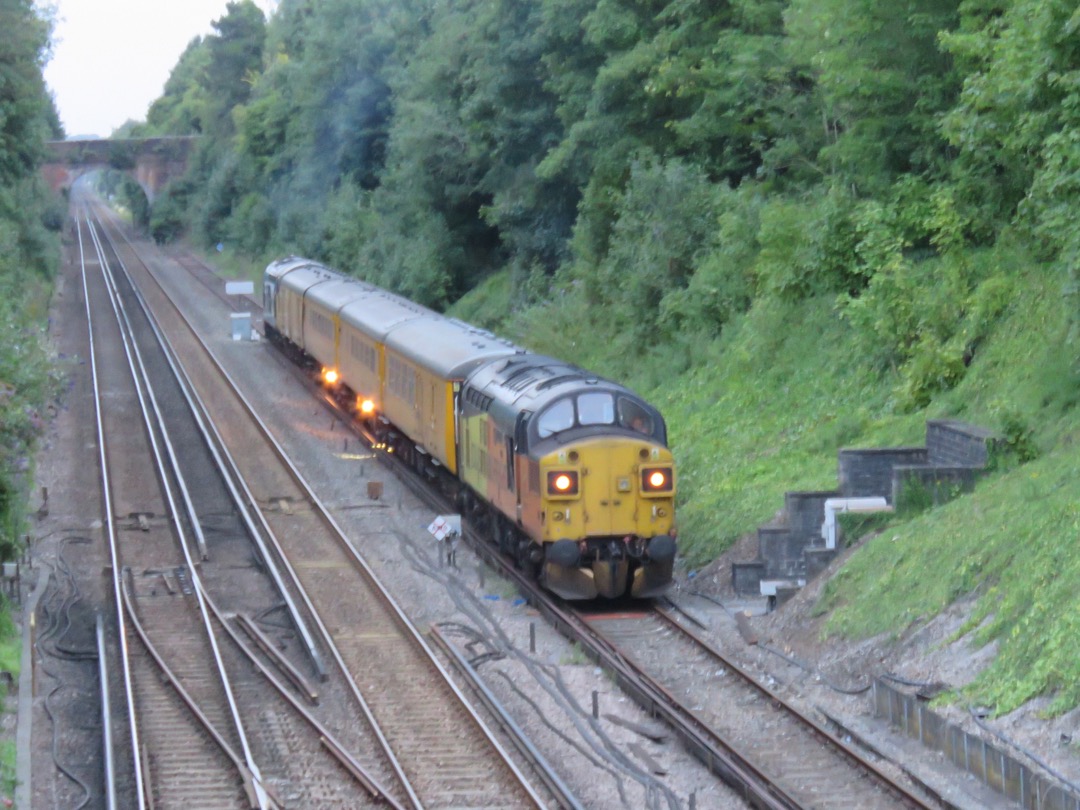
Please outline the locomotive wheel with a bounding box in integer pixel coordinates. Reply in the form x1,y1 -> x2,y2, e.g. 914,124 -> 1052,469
517,539 -> 541,578
498,521 -> 516,556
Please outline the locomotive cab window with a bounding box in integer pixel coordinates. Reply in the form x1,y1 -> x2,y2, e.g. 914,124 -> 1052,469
537,398 -> 574,437
578,392 -> 614,425
617,397 -> 654,436
537,392 -> 653,440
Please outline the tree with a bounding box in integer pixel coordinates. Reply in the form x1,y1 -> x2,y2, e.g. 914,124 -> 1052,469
0,0 -> 55,183
139,37 -> 212,136
203,1 -> 266,139
786,0 -> 962,194
0,0 -> 66,557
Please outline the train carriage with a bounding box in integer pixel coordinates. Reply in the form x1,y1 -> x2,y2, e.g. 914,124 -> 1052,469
380,317 -> 519,474
301,278 -> 373,380
263,256 -> 677,600
338,289 -> 428,421
263,257 -> 344,347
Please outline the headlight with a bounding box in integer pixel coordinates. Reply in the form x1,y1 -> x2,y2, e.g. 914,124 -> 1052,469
641,467 -> 673,493
358,397 -> 375,415
323,368 -> 339,385
547,470 -> 579,496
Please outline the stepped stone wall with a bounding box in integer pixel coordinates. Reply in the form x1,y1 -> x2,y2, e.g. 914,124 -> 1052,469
926,419 -> 997,466
733,419 -> 1000,603
839,448 -> 927,502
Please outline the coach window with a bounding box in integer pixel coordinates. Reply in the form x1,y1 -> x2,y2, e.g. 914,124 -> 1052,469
537,398 -> 574,438
578,392 -> 614,426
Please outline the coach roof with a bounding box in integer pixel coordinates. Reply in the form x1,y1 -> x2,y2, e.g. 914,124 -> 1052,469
383,316 -> 522,379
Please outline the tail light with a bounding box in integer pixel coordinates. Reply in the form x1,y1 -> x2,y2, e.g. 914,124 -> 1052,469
641,467 -> 673,493
547,470 -> 579,497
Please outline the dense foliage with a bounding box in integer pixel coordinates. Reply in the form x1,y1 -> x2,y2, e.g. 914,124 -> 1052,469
134,0 -> 1080,377
0,0 -> 64,559
133,0 -> 1080,713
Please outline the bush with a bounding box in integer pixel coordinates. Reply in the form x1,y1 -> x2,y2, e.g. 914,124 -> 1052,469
753,186 -> 864,300
837,510 -> 894,546
586,153 -> 730,344
990,411 -> 1038,468
840,184 -> 1013,407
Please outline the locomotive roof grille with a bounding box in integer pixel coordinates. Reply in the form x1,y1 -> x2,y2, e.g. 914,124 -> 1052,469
536,373 -> 590,391
502,369 -> 543,391
464,386 -> 495,412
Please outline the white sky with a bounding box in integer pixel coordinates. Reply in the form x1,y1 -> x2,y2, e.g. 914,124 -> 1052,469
43,0 -> 277,138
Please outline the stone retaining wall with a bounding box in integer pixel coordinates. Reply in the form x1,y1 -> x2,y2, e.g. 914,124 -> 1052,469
734,419 -> 999,600
872,679 -> 1079,810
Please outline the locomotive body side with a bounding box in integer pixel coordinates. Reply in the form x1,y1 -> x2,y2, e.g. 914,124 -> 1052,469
459,389 -> 520,524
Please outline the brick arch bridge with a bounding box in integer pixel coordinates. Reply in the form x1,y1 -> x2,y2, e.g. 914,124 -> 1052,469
42,136 -> 199,204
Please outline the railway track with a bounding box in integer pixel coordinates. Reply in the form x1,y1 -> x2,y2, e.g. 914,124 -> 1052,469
197,266 -> 948,807
88,200 -> 557,808
84,199 -> 954,809
246,328 -> 946,808
582,604 -> 938,809
168,251 -> 263,319
82,206 -> 416,807
80,212 -> 261,808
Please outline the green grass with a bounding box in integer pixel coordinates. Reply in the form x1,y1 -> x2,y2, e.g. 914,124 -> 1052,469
820,449 -> 1079,714
455,243 -> 1080,716
0,739 -> 14,801
0,602 -> 17,801
648,295 -> 925,563
0,602 -> 20,678
560,643 -> 591,666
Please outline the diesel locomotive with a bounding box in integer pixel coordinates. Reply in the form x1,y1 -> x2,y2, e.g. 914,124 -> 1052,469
262,257 -> 676,599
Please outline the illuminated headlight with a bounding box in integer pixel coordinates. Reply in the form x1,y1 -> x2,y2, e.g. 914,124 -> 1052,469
641,467 -> 673,493
323,368 -> 339,385
546,470 -> 579,497
358,398 -> 375,415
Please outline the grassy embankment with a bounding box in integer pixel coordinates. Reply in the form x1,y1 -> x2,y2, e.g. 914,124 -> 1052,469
0,609 -> 18,796
451,242 -> 1080,718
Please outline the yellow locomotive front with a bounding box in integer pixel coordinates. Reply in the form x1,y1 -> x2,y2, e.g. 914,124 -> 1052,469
460,356 -> 677,600
525,393 -> 676,599
534,435 -> 676,599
